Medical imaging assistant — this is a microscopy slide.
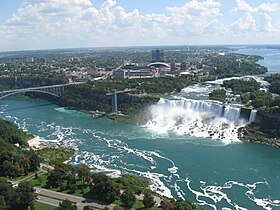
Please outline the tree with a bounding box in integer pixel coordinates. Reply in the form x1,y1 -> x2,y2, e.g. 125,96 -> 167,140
47,163 -> 72,188
0,196 -> 7,210
76,164 -> 91,184
161,199 -> 175,210
14,181 -> 35,210
117,174 -> 148,195
27,151 -> 41,171
250,90 -> 273,108
175,199 -> 198,210
59,182 -> 67,191
83,206 -> 94,210
58,199 -> 77,210
143,190 -> 155,209
120,188 -> 136,208
90,179 -> 120,203
209,89 -> 226,102
0,178 -> 14,209
68,183 -> 77,194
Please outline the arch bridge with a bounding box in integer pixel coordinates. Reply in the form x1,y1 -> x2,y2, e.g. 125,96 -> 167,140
0,84 -> 73,100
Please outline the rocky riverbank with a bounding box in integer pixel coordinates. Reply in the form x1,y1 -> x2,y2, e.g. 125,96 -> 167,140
28,136 -> 65,150
239,125 -> 280,148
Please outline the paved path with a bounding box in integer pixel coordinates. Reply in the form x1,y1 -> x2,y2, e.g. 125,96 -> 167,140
36,187 -> 115,210
37,195 -> 60,207
135,193 -> 162,206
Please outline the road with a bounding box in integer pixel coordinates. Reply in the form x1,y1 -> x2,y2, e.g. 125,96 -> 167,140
36,187 -> 115,210
37,195 -> 60,207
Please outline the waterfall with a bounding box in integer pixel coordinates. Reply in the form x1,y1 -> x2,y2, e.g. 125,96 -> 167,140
160,98 -> 242,122
249,110 -> 257,123
223,106 -> 241,122
146,98 -> 247,143
145,79 -> 262,143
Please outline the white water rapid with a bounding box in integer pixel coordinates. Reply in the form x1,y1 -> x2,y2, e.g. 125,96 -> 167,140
146,98 -> 244,144
146,80 -> 259,144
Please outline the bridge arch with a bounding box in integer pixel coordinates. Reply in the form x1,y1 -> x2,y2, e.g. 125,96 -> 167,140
0,90 -> 60,100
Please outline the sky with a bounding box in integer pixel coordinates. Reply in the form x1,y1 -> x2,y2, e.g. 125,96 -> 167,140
0,0 -> 280,51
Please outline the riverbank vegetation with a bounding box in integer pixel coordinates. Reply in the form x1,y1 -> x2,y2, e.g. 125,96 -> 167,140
0,118 -> 199,209
240,124 -> 280,148
222,78 -> 261,94
238,74 -> 280,147
37,147 -> 76,165
0,119 -> 40,178
215,78 -> 277,109
0,118 -> 33,145
209,89 -> 226,102
30,163 -> 199,209
0,178 -> 37,210
207,54 -> 267,78
265,74 -> 280,95
33,76 -> 196,124
206,76 -> 280,147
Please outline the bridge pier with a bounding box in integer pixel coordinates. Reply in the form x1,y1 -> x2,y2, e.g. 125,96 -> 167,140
112,89 -> 118,113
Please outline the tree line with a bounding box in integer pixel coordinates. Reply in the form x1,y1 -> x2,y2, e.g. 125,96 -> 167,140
0,119 -> 40,178
43,162 -> 199,210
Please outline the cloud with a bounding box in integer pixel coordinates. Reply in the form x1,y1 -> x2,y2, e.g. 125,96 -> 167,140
0,0 -> 280,51
167,0 -> 222,18
232,13 -> 257,32
233,0 -> 279,13
232,0 -> 279,33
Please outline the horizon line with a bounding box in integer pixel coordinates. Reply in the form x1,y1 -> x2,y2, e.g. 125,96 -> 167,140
1,43 -> 280,54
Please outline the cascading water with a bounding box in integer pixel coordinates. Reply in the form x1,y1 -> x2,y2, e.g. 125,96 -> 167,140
158,98 -> 243,122
145,77 -> 263,144
249,110 -> 257,123
145,98 -> 243,144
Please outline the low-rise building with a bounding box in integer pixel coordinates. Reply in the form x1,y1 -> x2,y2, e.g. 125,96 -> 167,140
113,69 -> 158,79
113,69 -> 126,79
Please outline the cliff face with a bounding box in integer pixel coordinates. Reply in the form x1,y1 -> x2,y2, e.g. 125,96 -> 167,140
0,77 -> 16,85
240,108 -> 252,122
256,108 -> 280,129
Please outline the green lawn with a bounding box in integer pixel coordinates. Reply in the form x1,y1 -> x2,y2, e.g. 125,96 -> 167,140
31,173 -> 49,187
35,202 -> 56,210
114,199 -> 161,210
31,173 -> 90,197
32,175 -> 161,209
9,171 -> 36,181
133,200 -> 145,209
37,147 -> 75,165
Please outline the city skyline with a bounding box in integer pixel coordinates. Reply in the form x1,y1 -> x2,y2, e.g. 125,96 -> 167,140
0,0 -> 280,52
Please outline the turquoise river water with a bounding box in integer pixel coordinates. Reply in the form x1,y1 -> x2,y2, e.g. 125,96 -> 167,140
0,47 -> 280,210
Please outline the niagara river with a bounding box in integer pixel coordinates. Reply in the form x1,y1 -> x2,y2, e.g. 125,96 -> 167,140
1,47 -> 280,210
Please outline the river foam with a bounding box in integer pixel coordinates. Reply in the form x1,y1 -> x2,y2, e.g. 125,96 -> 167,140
185,178 -> 280,210
145,97 -> 245,144
1,97 -> 279,210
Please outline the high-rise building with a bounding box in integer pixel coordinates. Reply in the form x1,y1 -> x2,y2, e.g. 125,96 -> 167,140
170,62 -> 176,71
180,61 -> 190,71
151,50 -> 164,62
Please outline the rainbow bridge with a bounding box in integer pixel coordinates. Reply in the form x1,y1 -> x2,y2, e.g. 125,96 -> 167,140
0,83 -> 77,100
